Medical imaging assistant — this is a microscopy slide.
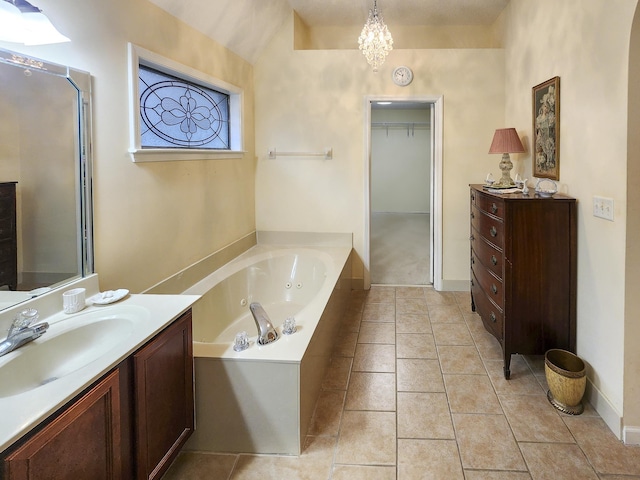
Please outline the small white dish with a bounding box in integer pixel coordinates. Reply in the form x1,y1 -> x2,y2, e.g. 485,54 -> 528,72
90,289 -> 129,305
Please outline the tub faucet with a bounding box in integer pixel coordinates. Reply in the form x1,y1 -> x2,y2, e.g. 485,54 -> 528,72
0,309 -> 49,358
249,302 -> 279,345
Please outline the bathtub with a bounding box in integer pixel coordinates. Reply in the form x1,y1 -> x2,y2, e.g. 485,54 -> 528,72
182,242 -> 352,455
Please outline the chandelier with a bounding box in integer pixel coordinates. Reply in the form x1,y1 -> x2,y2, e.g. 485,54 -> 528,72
358,0 -> 393,72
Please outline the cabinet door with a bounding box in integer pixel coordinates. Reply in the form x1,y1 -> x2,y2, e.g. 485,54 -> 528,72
134,310 -> 193,480
3,370 -> 122,480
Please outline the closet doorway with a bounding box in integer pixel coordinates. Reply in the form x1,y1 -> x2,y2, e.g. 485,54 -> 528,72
366,99 -> 438,287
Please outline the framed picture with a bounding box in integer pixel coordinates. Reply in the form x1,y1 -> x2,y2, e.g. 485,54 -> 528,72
532,76 -> 560,180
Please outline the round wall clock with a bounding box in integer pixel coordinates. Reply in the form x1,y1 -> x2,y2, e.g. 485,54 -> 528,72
392,66 -> 413,86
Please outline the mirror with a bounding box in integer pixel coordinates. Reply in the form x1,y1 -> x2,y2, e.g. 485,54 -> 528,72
0,48 -> 93,311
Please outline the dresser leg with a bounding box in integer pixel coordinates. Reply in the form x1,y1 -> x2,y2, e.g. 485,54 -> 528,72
470,292 -> 476,312
504,355 -> 511,379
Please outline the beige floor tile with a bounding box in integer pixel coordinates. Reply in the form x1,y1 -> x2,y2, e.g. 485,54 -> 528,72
307,389 -> 345,436
345,372 -> 396,411
438,345 -> 486,374
464,471 -> 531,479
499,394 -> 574,443
452,413 -> 526,471
362,302 -> 396,322
396,297 -> 429,316
335,411 -> 396,465
396,313 -> 431,334
396,333 -> 437,359
444,374 -> 502,414
432,323 -> 474,346
453,291 -> 473,312
396,286 -> 427,299
563,416 -> 640,475
352,343 -> 396,372
473,331 -> 504,361
358,321 -> 396,344
397,438 -> 464,479
163,451 -> 237,480
519,442 -> 599,479
333,331 -> 359,357
365,286 -> 396,304
397,358 -> 444,392
427,304 -> 465,323
485,357 -> 546,395
230,435 -> 335,480
332,465 -> 396,480
397,392 -> 455,439
424,289 -> 456,305
322,356 -> 352,390
464,312 -> 487,334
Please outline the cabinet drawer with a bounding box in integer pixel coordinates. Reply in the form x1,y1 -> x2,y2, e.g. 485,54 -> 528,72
471,270 -> 504,341
471,205 -> 504,248
471,254 -> 504,309
474,191 -> 504,219
470,227 -> 503,279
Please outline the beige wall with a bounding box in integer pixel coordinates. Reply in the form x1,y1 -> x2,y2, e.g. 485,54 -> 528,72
1,0 -> 257,293
254,14 -> 505,285
503,0 -> 637,436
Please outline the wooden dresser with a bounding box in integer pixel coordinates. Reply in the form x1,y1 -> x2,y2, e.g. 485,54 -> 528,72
0,182 -> 17,291
469,184 -> 577,379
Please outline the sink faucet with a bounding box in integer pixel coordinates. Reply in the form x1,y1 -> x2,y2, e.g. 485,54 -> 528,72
249,302 -> 279,345
0,309 -> 49,357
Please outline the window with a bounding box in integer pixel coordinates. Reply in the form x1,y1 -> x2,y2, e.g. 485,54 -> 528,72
128,44 -> 243,162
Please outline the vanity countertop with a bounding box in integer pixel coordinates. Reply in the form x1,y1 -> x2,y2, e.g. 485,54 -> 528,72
0,293 -> 200,453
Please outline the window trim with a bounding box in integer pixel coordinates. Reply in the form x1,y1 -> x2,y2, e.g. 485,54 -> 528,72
127,43 -> 244,162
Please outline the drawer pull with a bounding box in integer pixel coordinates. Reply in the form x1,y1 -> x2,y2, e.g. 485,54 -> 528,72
491,255 -> 498,265
491,203 -> 498,214
490,226 -> 498,237
470,279 -> 474,287
471,256 -> 475,265
490,312 -> 497,323
470,211 -> 475,219
470,234 -> 475,241
491,284 -> 498,294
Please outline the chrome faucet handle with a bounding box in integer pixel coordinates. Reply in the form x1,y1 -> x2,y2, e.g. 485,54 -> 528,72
8,308 -> 39,336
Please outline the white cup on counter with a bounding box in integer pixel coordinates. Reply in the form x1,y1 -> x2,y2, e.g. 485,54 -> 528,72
63,287 -> 86,314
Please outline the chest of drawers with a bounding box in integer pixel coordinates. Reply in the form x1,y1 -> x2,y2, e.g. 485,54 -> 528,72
0,182 -> 17,291
469,184 -> 577,379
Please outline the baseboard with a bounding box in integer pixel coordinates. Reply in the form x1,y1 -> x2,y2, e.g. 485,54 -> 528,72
438,279 -> 469,292
623,426 -> 640,445
585,378 -> 623,440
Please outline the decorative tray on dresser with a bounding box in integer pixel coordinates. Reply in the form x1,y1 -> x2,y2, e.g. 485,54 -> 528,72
469,184 -> 577,379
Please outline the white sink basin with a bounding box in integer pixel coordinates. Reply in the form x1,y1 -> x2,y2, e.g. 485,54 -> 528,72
0,305 -> 150,398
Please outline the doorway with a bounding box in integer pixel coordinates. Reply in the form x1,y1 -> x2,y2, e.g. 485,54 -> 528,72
364,95 -> 443,290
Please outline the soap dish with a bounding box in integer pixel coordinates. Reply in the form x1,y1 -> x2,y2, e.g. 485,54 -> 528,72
90,289 -> 129,305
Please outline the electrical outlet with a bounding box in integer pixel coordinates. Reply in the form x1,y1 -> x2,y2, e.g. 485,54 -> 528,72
593,196 -> 614,221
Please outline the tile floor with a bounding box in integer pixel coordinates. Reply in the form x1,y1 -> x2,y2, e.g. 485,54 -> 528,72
163,286 -> 640,480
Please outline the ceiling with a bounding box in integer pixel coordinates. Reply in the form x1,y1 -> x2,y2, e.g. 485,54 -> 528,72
147,0 -> 510,63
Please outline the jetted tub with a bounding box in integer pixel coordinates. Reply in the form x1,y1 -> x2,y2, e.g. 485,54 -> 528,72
183,243 -> 352,455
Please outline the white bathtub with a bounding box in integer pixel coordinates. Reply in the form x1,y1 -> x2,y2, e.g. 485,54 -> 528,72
183,243 -> 352,455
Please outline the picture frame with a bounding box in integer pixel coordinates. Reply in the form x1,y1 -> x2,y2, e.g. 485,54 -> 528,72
532,76 -> 560,180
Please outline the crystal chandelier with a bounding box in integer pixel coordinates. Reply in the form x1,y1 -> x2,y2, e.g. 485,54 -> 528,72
358,0 -> 393,72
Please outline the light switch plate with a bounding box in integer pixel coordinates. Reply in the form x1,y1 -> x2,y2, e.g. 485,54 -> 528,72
593,196 -> 614,221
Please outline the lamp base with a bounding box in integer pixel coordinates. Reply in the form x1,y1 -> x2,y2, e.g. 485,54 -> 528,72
496,153 -> 515,187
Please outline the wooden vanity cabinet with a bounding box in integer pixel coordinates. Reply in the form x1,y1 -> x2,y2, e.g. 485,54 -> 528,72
133,309 -> 193,480
2,370 -> 122,480
1,309 -> 194,480
469,185 -> 577,379
0,182 -> 17,291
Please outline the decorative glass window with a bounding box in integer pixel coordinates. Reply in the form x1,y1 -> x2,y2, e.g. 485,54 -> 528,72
139,65 -> 230,150
128,44 -> 243,162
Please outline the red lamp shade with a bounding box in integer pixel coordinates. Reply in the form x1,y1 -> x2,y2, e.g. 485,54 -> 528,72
488,128 -> 525,154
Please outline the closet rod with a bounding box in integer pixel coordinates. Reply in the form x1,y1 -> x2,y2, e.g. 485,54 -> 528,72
268,148 -> 333,159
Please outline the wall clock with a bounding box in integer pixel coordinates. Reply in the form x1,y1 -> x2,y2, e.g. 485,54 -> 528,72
392,66 -> 413,86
